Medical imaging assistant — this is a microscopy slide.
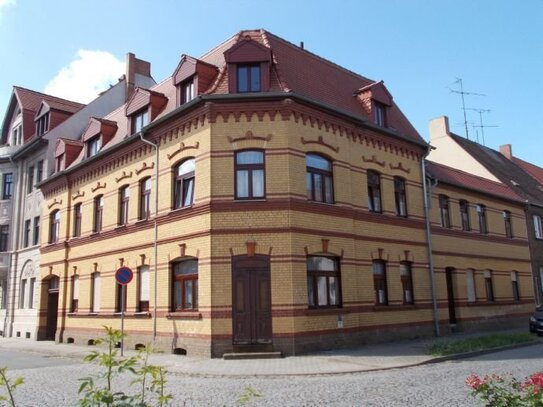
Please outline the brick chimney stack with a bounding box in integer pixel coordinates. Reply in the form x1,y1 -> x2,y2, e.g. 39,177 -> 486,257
499,144 -> 513,160
125,53 -> 152,101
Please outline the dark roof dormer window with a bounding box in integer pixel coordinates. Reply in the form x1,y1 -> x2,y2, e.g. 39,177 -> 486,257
36,113 -> 49,136
80,117 -> 118,160
180,80 -> 195,104
237,64 -> 261,93
172,55 -> 218,107
373,101 -> 387,127
125,88 -> 167,134
356,81 -> 393,128
87,136 -> 102,158
54,138 -> 83,172
132,109 -> 149,133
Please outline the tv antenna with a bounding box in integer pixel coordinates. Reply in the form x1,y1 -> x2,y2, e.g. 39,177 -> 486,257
466,108 -> 497,146
448,78 -> 486,140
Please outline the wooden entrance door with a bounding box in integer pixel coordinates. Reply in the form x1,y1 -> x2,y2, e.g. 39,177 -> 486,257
45,277 -> 59,340
445,268 -> 456,324
232,255 -> 272,345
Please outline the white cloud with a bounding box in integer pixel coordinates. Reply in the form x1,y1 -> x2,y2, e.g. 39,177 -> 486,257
44,50 -> 125,103
0,0 -> 15,19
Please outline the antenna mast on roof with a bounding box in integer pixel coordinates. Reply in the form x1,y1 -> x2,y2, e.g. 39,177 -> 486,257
466,108 -> 497,146
448,78 -> 486,140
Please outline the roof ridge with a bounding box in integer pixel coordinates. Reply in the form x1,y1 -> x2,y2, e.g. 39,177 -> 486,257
14,86 -> 85,107
199,30 -> 244,60
261,29 -> 290,92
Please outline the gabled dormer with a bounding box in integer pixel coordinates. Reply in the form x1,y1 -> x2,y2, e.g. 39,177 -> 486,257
34,103 -> 50,137
125,88 -> 168,135
356,81 -> 393,127
81,117 -> 118,159
55,138 -> 83,172
224,36 -> 272,93
172,55 -> 219,106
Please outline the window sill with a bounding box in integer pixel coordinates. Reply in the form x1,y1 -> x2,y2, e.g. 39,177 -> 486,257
89,232 -> 101,238
373,304 -> 417,311
307,200 -> 335,206
166,311 -> 201,320
170,205 -> 193,214
305,307 -> 346,316
234,198 -> 267,202
115,225 -> 128,231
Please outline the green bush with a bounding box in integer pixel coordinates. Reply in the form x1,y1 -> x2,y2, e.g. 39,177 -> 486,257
427,333 -> 535,357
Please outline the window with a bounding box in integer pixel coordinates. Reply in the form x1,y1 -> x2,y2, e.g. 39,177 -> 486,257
535,215 -> 543,239
19,279 -> 27,308
11,125 -> 22,146
174,159 -> 195,208
373,260 -> 388,305
132,109 -> 149,133
237,64 -> 260,92
71,275 -> 79,312
459,200 -> 471,231
373,101 -> 387,127
93,195 -> 103,233
139,178 -> 151,220
2,173 -> 13,200
29,278 -> 35,309
172,259 -> 198,311
23,220 -> 31,248
466,269 -> 476,303
36,114 -> 49,136
367,171 -> 382,213
138,265 -> 150,312
91,272 -> 100,313
115,283 -> 126,313
394,177 -> 407,217
306,154 -> 334,203
307,256 -> 341,308
180,80 -> 195,104
400,262 -> 414,304
36,160 -> 44,183
484,270 -> 494,301
0,225 -> 8,251
33,216 -> 40,245
235,151 -> 265,199
503,211 -> 513,238
27,166 -> 34,194
439,195 -> 451,228
119,186 -> 130,225
56,154 -> 65,172
477,204 -> 488,234
73,203 -> 82,237
511,271 -> 520,301
49,211 -> 60,243
87,136 -> 102,158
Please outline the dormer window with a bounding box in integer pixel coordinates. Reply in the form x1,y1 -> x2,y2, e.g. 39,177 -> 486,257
36,113 -> 49,136
133,109 -> 149,133
87,136 -> 102,158
373,101 -> 387,127
356,81 -> 393,129
237,64 -> 261,93
11,125 -> 22,146
55,154 -> 65,172
180,79 -> 195,104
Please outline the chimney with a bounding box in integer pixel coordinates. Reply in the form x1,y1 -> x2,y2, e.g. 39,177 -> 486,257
499,144 -> 513,160
125,52 -> 152,101
428,116 -> 450,142
300,41 -> 304,50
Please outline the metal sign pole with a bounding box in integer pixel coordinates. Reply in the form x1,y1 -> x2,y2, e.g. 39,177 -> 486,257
121,284 -> 125,356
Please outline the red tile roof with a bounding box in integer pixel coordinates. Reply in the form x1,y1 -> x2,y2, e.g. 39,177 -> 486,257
512,156 -> 543,186
426,160 -> 524,203
14,86 -> 84,113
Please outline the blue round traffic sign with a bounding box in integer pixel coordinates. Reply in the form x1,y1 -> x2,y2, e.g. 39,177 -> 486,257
115,266 -> 133,285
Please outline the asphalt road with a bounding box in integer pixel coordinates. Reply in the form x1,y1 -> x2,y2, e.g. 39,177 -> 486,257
1,344 -> 543,406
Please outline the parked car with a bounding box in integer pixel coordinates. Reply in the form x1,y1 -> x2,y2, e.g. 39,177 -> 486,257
529,307 -> 543,335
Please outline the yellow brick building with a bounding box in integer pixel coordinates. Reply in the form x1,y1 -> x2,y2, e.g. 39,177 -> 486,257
37,30 -> 533,357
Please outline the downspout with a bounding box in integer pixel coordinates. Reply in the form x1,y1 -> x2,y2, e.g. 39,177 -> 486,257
138,131 -> 159,342
421,154 -> 440,337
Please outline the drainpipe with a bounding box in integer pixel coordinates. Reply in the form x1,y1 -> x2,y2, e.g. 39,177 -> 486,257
138,131 -> 159,342
421,155 -> 440,337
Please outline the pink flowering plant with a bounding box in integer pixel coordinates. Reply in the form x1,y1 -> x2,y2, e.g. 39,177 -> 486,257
466,372 -> 543,406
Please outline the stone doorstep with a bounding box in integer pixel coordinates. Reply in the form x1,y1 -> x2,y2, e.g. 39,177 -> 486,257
222,351 -> 283,360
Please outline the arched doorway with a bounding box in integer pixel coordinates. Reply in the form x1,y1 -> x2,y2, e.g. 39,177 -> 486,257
44,276 -> 59,340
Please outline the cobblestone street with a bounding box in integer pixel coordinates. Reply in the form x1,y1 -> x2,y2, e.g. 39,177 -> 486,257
2,343 -> 543,406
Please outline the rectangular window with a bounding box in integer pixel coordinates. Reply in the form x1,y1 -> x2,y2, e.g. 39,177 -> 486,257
119,186 -> 130,225
484,270 -> 494,301
0,225 -> 9,251
133,109 -> 149,133
373,260 -> 388,305
56,154 -> 65,172
93,196 -> 103,233
36,160 -> 44,183
511,271 -> 520,301
306,154 -> 334,204
49,211 -> 60,243
477,204 -> 488,234
33,216 -> 40,246
23,220 -> 31,248
174,159 -> 195,208
139,178 -> 151,220
91,272 -> 100,313
367,171 -> 382,213
307,256 -> 341,308
394,177 -> 407,217
373,101 -> 387,127
2,173 -> 13,200
138,265 -> 150,312
503,211 -> 513,238
87,136 -> 102,158
29,278 -> 35,309
115,283 -> 126,313
466,269 -> 476,303
19,279 -> 27,308
181,80 -> 195,104
73,203 -> 82,237
459,200 -> 471,231
27,166 -> 34,194
534,215 -> 543,239
237,64 -> 261,93
235,151 -> 265,199
439,195 -> 451,228
71,275 -> 79,312
36,114 -> 49,136
172,260 -> 199,311
400,262 -> 414,304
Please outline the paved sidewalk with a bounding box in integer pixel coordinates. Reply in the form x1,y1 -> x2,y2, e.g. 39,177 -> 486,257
0,329 -> 537,377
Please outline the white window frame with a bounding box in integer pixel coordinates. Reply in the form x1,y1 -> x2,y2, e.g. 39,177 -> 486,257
534,215 -> 543,239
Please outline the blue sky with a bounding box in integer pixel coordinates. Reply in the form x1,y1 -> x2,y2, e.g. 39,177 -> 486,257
1,0 -> 542,165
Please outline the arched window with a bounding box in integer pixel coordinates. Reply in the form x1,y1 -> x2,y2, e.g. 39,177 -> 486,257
306,153 -> 333,203
172,259 -> 198,311
307,256 -> 341,308
367,171 -> 382,213
139,178 -> 151,220
235,150 -> 265,199
49,210 -> 60,243
173,159 -> 195,208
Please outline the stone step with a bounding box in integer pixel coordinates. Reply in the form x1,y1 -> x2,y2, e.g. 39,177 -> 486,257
223,351 -> 283,360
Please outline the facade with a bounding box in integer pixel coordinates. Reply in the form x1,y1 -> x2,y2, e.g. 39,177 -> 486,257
35,30 -> 533,357
0,54 -> 154,340
428,116 -> 543,306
